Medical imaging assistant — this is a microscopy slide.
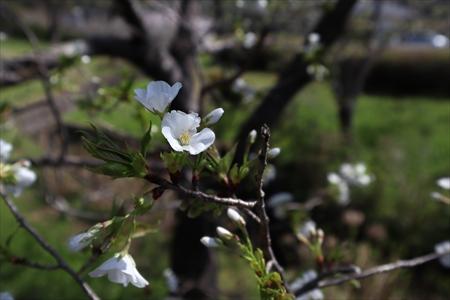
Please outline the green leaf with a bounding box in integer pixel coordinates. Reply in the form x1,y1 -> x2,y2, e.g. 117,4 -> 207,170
140,122 -> 152,156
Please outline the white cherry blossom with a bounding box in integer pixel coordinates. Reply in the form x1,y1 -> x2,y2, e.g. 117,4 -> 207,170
290,270 -> 324,300
135,81 -> 182,113
161,110 -> 215,155
1,161 -> 36,197
89,253 -> 149,288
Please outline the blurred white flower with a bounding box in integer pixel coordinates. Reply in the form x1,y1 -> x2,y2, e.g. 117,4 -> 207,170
161,110 -> 215,155
232,78 -> 255,102
0,139 -> 12,161
267,147 -> 281,159
200,236 -> 221,248
81,55 -> 91,64
89,253 -> 149,288
163,268 -> 178,293
268,192 -> 294,208
263,164 -> 277,185
236,0 -> 245,8
340,163 -> 373,186
299,220 -> 317,238
437,177 -> 450,190
1,161 -> 37,197
204,108 -> 224,125
327,172 -> 350,205
308,33 -> 320,45
268,192 -> 294,218
306,64 -> 329,81
290,270 -> 324,300
257,0 -> 268,9
68,232 -> 94,252
216,226 -> 234,240
0,32 -> 8,41
243,32 -> 257,49
0,292 -> 13,300
227,207 -> 246,227
434,241 -> 450,268
135,81 -> 182,113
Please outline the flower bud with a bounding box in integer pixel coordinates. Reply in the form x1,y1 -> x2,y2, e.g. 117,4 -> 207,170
227,207 -> 246,227
200,236 -> 221,248
204,108 -> 224,125
248,130 -> 257,144
267,147 -> 281,159
216,226 -> 234,241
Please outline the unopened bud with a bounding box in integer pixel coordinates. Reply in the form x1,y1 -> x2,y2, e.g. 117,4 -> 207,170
200,236 -> 221,248
248,130 -> 257,144
267,147 -> 280,159
204,108 -> 224,125
216,226 -> 234,240
227,207 -> 246,227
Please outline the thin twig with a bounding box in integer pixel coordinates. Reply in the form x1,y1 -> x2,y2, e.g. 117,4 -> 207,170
295,251 -> 450,296
145,174 -> 256,209
8,9 -> 69,162
1,193 -> 100,300
255,125 -> 288,289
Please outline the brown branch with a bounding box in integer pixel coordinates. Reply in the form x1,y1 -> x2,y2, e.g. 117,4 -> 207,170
0,193 -> 100,300
144,174 -> 256,209
295,251 -> 449,296
255,125 -> 288,289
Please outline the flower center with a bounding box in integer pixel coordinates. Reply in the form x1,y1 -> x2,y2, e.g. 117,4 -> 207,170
179,131 -> 191,145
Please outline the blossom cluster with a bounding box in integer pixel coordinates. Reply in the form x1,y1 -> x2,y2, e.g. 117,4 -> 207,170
327,162 -> 374,205
0,139 -> 36,197
135,81 -> 223,155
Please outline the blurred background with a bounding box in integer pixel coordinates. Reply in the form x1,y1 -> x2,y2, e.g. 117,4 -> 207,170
0,0 -> 449,299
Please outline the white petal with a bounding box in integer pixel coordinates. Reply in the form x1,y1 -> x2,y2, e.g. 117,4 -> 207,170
147,81 -> 182,113
107,269 -> 129,286
130,269 -> 149,288
162,127 -> 184,152
187,128 -> 215,155
162,110 -> 200,138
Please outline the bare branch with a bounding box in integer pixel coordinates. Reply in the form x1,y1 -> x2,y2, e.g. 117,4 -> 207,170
0,193 -> 100,300
295,251 -> 449,296
255,125 -> 288,290
144,174 -> 256,209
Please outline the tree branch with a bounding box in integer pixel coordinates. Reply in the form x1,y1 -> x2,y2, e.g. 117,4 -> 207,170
255,125 -> 288,289
295,251 -> 449,296
144,174 -> 256,209
0,193 -> 100,300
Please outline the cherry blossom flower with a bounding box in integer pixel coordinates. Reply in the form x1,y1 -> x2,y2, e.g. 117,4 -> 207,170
1,160 -> 36,197
161,110 -> 215,155
135,81 -> 182,113
327,172 -> 350,205
89,253 -> 149,288
204,108 -> 224,125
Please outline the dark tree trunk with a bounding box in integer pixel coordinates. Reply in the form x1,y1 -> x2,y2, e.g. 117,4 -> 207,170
233,0 -> 358,163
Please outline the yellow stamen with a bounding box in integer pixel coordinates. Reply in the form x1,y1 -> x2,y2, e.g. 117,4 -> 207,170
179,132 -> 191,145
